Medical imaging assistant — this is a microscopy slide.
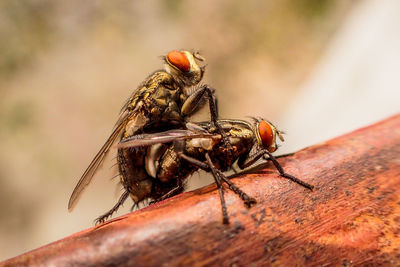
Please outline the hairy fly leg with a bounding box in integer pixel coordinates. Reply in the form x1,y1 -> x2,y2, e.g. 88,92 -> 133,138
262,150 -> 314,190
204,153 -> 229,224
238,149 -> 314,190
95,190 -> 130,224
176,154 -> 256,209
272,152 -> 295,159
231,152 -> 294,175
211,167 -> 256,208
174,137 -> 254,224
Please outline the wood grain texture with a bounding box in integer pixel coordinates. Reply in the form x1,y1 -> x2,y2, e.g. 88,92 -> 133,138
2,114 -> 400,267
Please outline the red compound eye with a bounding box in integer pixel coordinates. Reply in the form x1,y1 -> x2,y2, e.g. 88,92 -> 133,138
167,51 -> 190,72
258,121 -> 274,148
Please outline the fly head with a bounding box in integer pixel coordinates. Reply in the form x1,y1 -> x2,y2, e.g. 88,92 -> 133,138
253,119 -> 285,153
165,50 -> 205,87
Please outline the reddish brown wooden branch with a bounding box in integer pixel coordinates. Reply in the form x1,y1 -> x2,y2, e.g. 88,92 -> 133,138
2,114 -> 400,266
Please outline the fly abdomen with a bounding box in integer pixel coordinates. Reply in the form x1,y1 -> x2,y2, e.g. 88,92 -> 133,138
117,147 -> 152,203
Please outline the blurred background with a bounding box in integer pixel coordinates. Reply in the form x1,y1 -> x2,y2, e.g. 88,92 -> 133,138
1,0 -> 399,260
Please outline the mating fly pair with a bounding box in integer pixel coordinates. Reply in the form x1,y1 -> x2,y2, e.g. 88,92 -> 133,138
68,50 -> 313,224
68,50 -> 231,220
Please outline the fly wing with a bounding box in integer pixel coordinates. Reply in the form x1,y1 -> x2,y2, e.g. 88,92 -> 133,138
68,110 -> 134,212
118,129 -> 216,149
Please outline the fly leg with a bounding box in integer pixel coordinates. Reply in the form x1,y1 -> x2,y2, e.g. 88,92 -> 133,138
213,169 -> 256,207
181,85 -> 233,159
238,149 -> 314,190
237,149 -> 269,169
262,151 -> 314,190
178,153 -> 256,207
130,202 -> 139,212
204,153 -> 229,224
238,151 -> 295,169
177,151 -> 255,224
95,190 -> 130,224
274,152 -> 295,159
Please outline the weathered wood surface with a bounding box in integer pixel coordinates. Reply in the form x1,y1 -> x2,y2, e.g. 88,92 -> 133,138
2,114 -> 400,266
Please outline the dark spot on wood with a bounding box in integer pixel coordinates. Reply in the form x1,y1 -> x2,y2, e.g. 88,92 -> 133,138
251,208 -> 266,228
367,186 -> 376,193
342,259 -> 352,266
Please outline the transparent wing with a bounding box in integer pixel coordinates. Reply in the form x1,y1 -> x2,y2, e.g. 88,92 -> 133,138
68,110 -> 133,211
118,129 -> 216,149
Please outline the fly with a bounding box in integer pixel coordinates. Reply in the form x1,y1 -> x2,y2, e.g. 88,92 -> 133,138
118,118 -> 314,224
68,50 -> 232,218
